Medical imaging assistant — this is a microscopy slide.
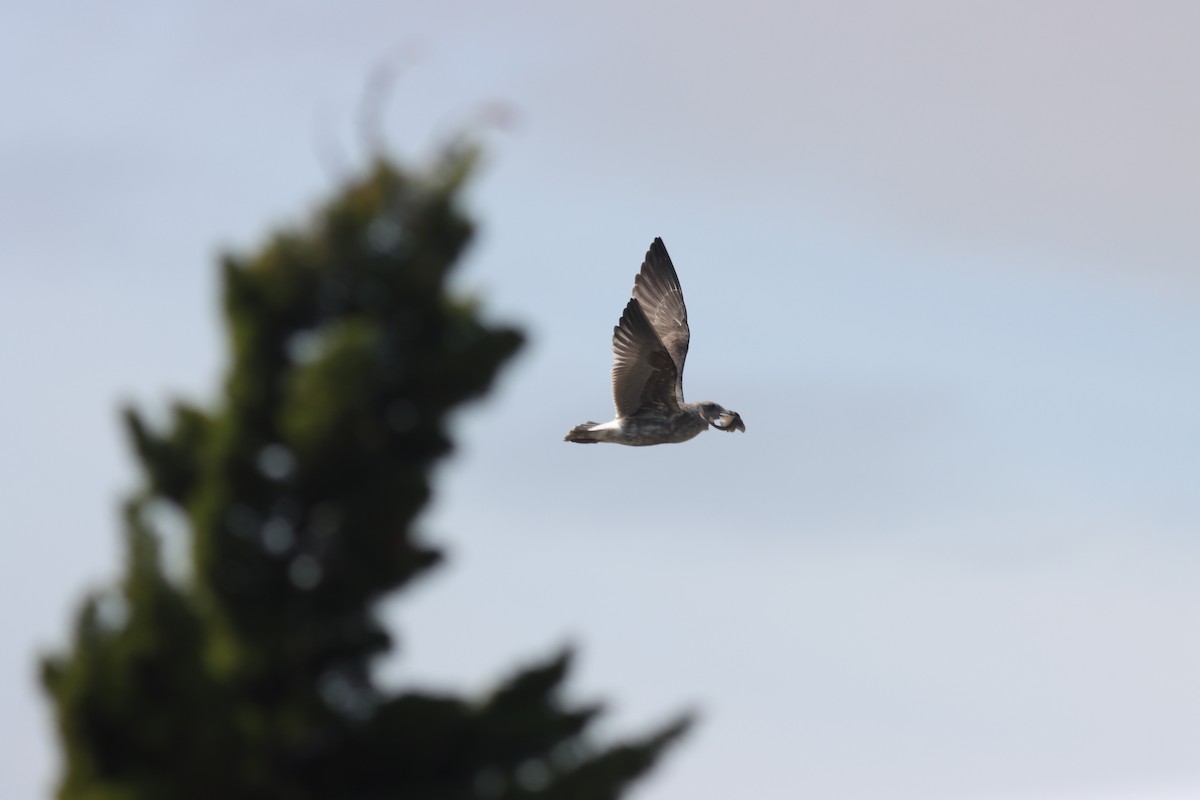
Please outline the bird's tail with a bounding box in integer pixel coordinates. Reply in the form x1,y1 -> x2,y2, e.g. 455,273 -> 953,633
564,421 -> 602,444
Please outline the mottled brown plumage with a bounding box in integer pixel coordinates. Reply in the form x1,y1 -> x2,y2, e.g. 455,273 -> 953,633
565,238 -> 745,446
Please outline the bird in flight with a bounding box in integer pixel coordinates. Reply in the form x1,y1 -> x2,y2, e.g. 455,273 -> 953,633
564,237 -> 745,446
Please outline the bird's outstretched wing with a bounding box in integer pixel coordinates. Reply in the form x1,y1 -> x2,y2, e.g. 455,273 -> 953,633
632,238 -> 690,403
611,297 -> 680,418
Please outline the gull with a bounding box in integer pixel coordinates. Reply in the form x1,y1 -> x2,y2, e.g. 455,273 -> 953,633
564,237 -> 745,445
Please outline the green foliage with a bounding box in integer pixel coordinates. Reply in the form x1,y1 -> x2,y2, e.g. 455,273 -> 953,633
43,147 -> 691,800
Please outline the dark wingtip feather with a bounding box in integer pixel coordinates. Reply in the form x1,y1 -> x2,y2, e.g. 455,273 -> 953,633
614,297 -> 657,344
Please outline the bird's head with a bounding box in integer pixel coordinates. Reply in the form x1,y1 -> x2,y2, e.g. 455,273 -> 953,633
697,402 -> 746,433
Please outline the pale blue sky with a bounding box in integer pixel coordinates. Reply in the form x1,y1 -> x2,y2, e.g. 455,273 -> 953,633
2,2 -> 1198,798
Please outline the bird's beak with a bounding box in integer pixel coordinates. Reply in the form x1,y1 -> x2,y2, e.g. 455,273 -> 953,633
716,411 -> 745,432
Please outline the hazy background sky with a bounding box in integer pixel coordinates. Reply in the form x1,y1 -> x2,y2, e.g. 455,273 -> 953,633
3,2 -> 1198,798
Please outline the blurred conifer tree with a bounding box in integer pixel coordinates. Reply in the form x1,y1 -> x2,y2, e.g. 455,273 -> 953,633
42,145 -> 690,800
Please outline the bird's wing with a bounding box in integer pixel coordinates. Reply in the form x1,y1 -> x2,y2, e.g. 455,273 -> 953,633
632,237 -> 690,403
611,297 -> 681,417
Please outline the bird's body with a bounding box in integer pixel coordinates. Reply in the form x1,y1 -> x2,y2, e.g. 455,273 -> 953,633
564,407 -> 710,446
564,238 -> 744,446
